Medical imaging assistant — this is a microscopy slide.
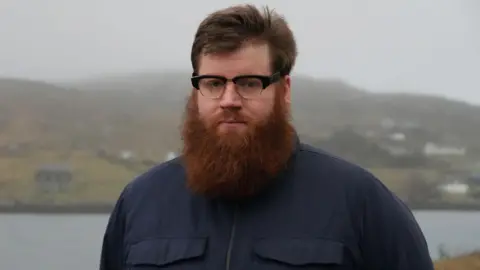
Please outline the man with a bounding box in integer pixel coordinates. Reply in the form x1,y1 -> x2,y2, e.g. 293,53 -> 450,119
100,4 -> 434,270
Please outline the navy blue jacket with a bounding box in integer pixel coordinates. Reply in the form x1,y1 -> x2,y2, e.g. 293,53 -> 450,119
100,141 -> 434,270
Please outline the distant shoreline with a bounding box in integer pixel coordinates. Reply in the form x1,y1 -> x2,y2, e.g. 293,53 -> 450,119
0,203 -> 114,214
407,202 -> 480,212
1,201 -> 480,214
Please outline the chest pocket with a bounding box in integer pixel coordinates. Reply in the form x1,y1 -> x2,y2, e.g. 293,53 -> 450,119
126,237 -> 207,270
252,238 -> 347,270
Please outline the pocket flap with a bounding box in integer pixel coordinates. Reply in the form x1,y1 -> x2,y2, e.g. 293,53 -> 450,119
253,238 -> 344,266
127,237 -> 207,266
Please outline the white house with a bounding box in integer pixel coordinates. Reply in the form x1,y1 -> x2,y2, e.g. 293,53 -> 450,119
423,142 -> 466,156
389,132 -> 406,142
438,181 -> 470,195
119,150 -> 134,160
165,151 -> 178,161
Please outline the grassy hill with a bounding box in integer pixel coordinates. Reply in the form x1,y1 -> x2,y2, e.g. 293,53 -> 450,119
69,71 -> 480,145
0,77 -> 183,158
1,72 -> 480,203
434,251 -> 480,270
2,71 -> 480,163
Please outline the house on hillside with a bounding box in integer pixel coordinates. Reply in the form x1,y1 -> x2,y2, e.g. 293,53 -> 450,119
438,180 -> 470,195
377,133 -> 417,157
34,164 -> 73,193
423,142 -> 466,156
165,151 -> 177,161
119,150 -> 135,160
389,132 -> 406,142
433,170 -> 471,197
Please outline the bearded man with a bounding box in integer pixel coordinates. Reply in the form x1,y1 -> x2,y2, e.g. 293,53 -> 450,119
100,4 -> 433,270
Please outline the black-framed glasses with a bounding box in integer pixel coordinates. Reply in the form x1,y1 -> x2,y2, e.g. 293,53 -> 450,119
191,72 -> 281,99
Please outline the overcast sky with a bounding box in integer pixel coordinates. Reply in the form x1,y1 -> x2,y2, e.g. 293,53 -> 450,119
1,0 -> 479,104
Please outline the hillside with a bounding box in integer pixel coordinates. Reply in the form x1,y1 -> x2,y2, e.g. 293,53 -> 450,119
0,77 -> 183,158
2,72 -> 480,160
1,73 -> 480,204
434,252 -> 480,270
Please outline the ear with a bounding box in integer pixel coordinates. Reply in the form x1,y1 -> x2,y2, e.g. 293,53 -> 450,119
283,75 -> 292,104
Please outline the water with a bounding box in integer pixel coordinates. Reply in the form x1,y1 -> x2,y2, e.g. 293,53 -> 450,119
0,211 -> 479,270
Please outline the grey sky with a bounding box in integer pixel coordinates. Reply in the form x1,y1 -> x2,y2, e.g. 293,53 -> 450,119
1,0 -> 479,104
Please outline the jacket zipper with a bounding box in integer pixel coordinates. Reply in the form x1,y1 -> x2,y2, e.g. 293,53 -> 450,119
225,205 -> 238,270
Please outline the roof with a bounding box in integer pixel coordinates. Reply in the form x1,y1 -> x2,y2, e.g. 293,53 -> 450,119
36,164 -> 72,172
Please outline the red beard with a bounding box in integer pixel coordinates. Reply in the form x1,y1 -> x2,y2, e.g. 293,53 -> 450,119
181,89 -> 296,200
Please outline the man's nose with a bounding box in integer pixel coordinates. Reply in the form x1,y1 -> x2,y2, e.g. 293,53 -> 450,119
219,83 -> 242,109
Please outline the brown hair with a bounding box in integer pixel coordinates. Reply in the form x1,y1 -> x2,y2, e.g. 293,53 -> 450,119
190,4 -> 297,76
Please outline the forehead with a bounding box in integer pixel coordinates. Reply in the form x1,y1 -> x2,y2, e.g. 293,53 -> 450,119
198,43 -> 271,77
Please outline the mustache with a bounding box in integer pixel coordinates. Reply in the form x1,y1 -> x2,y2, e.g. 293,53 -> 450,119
215,110 -> 249,124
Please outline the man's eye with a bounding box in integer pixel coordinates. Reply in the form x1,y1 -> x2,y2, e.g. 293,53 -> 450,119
201,79 -> 224,88
238,79 -> 261,88
249,81 -> 261,87
210,81 -> 223,87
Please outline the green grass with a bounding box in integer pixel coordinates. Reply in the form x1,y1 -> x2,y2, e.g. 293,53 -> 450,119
0,153 -> 470,205
0,151 -> 140,203
368,168 -> 441,195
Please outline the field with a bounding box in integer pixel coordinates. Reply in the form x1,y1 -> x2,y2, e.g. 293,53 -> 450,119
0,150 -> 449,205
0,150 -> 140,204
369,167 -> 441,194
434,252 -> 480,270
